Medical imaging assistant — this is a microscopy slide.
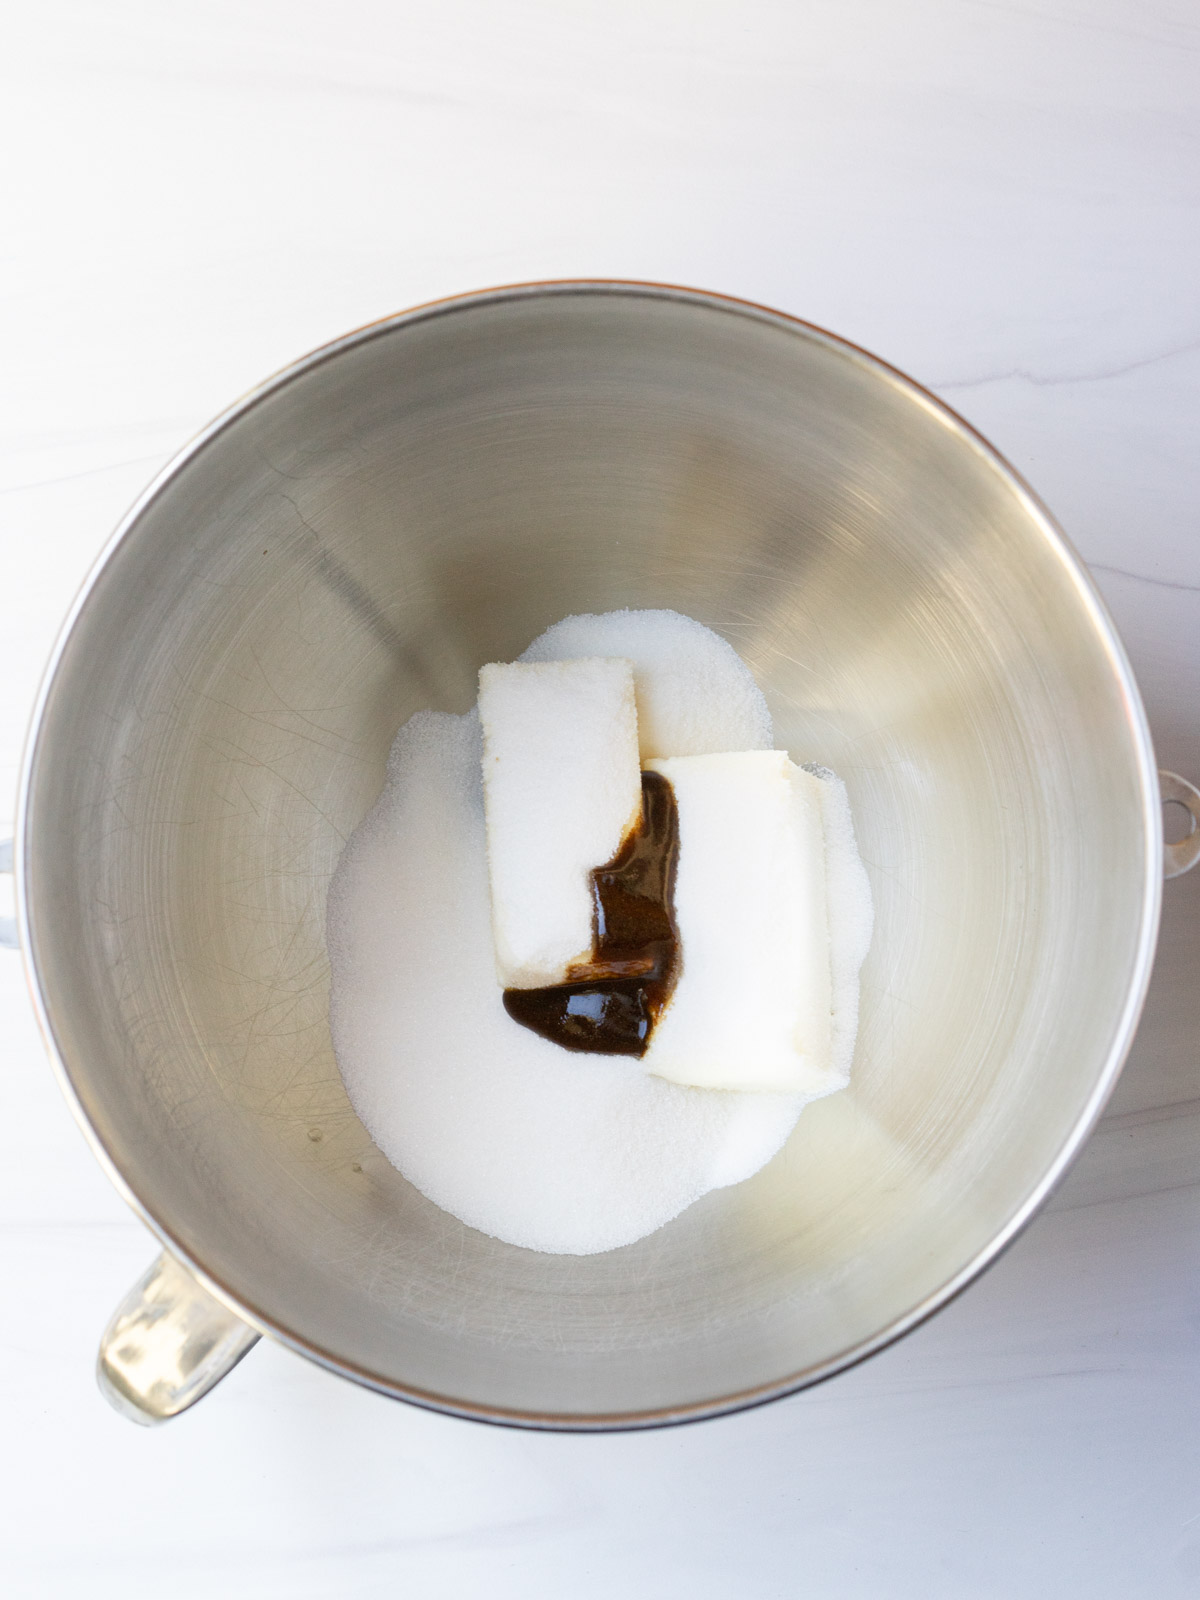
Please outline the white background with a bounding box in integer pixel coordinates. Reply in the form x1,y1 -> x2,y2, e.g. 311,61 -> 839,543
2,3 -> 1199,1595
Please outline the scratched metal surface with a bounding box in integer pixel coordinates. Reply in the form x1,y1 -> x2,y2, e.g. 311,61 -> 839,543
18,287 -> 1155,1421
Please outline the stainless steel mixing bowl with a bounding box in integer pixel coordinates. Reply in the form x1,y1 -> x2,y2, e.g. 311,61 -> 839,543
14,283 -> 1179,1426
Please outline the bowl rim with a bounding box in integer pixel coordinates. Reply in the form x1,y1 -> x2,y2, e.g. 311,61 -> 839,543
14,279 -> 1164,1429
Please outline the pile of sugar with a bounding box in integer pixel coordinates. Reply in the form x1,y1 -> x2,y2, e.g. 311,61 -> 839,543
519,608 -> 774,760
326,609 -> 873,1255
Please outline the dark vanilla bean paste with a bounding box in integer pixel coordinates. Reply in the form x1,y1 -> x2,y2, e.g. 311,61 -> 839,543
502,771 -> 680,1056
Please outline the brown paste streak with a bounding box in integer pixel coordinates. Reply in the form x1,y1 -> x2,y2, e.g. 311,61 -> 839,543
502,771 -> 681,1056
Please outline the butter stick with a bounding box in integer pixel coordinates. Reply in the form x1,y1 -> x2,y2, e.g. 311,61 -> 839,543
643,751 -> 834,1095
479,658 -> 642,989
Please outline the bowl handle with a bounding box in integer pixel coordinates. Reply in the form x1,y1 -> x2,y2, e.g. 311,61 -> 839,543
1160,771 -> 1200,879
97,1251 -> 259,1425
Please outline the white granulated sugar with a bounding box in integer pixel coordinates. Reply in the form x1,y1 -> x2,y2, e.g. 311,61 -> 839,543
643,752 -> 834,1096
478,658 -> 640,988
327,610 -> 873,1256
327,709 -> 800,1255
520,608 -> 772,759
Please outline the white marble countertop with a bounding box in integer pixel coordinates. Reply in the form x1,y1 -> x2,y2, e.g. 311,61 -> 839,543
3,3 -> 1199,1594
